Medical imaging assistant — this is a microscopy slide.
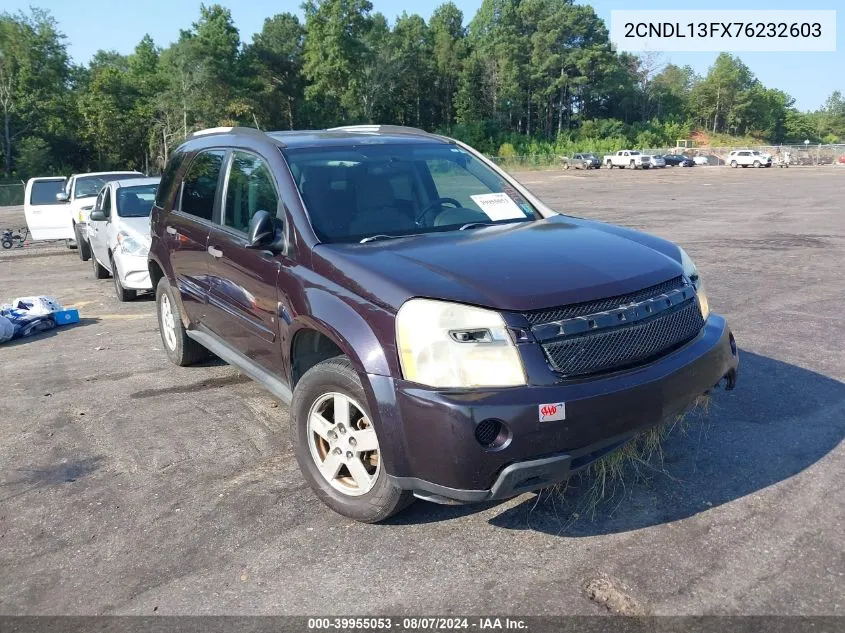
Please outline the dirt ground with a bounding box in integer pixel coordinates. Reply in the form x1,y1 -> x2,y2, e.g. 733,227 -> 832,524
0,165 -> 843,615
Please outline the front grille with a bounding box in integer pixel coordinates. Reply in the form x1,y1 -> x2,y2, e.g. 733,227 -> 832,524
524,276 -> 686,325
540,300 -> 704,377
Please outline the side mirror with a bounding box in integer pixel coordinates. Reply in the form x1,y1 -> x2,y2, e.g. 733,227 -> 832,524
90,209 -> 107,221
56,192 -> 69,202
247,210 -> 284,253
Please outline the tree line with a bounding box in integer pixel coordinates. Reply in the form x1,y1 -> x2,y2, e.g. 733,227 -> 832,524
2,0 -> 845,180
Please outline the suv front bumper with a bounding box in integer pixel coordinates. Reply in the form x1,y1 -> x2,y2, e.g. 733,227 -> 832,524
372,314 -> 738,503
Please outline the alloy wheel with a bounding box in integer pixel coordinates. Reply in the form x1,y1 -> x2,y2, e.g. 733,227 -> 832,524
307,392 -> 381,497
160,294 -> 178,351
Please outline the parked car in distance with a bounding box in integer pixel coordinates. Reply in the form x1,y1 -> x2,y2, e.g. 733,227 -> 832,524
88,177 -> 160,301
693,155 -> 710,166
24,177 -> 71,244
148,125 -> 738,523
56,171 -> 145,261
728,150 -> 772,168
647,155 -> 666,168
564,153 -> 601,170
604,150 -> 651,169
661,154 -> 695,168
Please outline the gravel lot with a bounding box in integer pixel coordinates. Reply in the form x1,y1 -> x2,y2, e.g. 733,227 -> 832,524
1,166 -> 843,616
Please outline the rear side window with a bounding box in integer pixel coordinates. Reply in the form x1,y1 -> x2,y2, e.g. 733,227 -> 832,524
179,150 -> 226,221
29,180 -> 65,205
224,151 -> 279,233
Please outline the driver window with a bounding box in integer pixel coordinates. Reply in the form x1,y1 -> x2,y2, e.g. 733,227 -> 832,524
425,159 -> 488,212
224,151 -> 279,233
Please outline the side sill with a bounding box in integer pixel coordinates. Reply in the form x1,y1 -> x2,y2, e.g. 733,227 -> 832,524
186,326 -> 292,404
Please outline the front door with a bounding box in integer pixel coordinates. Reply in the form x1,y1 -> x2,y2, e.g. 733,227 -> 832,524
167,149 -> 227,325
23,177 -> 70,240
204,150 -> 283,376
87,186 -> 111,267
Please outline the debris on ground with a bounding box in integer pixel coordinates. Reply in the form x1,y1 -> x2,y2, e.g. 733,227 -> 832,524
0,295 -> 80,344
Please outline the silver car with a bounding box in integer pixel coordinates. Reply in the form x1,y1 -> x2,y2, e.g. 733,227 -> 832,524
87,177 -> 160,301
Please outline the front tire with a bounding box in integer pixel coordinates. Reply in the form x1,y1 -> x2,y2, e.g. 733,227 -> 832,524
1,238 -> 11,250
155,276 -> 209,366
74,224 -> 91,261
753,160 -> 761,168
91,254 -> 110,279
731,160 -> 738,168
291,356 -> 413,523
111,256 -> 136,302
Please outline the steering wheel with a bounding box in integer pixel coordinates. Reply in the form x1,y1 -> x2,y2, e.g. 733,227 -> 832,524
415,197 -> 462,226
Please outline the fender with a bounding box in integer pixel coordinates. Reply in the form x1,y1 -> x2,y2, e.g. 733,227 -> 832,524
147,249 -> 193,328
290,285 -> 395,378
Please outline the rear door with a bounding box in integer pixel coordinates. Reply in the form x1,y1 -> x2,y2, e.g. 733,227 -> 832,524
204,149 -> 284,375
167,149 -> 227,325
24,177 -> 70,240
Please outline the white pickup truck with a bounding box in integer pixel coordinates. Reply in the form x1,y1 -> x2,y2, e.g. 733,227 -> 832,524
56,171 -> 143,260
603,150 -> 651,170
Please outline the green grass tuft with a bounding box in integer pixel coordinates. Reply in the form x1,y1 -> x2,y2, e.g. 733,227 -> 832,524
552,393 -> 712,520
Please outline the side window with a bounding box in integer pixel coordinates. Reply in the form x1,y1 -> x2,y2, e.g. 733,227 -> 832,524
179,150 -> 226,221
223,151 -> 279,233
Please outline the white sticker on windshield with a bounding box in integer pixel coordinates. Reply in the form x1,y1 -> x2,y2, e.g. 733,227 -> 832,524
470,193 -> 526,221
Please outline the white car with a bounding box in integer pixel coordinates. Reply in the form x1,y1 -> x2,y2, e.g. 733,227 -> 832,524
23,177 -> 70,243
728,150 -> 771,168
56,171 -> 144,261
87,177 -> 159,301
647,155 -> 666,168
693,155 -> 710,166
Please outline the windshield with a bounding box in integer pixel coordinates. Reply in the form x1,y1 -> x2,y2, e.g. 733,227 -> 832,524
117,183 -> 158,217
74,174 -> 141,199
283,143 -> 537,243
583,154 -> 598,159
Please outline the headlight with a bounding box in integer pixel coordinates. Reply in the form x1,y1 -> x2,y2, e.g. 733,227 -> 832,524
78,206 -> 93,222
117,231 -> 149,257
679,247 -> 710,320
396,298 -> 527,388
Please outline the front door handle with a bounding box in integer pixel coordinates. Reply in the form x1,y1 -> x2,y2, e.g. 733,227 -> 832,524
166,226 -> 177,235
208,245 -> 223,259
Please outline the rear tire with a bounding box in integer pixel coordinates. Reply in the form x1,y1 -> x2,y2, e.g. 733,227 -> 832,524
291,356 -> 414,523
1,238 -> 11,250
155,276 -> 209,366
74,224 -> 91,261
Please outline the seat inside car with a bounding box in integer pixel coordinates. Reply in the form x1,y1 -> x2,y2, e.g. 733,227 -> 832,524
300,167 -> 355,239
347,171 -> 415,237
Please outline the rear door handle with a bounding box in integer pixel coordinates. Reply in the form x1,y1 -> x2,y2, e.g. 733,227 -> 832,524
166,226 -> 177,235
208,246 -> 223,259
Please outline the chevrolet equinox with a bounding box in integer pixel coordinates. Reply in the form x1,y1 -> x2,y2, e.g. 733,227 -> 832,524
148,125 -> 739,522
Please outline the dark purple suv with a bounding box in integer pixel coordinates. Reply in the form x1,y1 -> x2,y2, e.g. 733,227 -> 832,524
148,125 -> 738,522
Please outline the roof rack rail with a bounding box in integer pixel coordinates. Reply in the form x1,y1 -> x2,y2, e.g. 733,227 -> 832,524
326,124 -> 434,137
187,126 -> 269,140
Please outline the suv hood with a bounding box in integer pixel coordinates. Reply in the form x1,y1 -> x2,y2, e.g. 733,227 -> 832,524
315,216 -> 685,313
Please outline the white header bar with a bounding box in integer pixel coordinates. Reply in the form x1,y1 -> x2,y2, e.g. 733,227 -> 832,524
610,10 -> 836,52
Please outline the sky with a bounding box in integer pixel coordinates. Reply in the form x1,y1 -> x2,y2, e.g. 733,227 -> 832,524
3,0 -> 842,111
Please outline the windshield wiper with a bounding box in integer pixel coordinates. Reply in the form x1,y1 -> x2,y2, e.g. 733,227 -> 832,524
359,234 -> 406,244
458,222 -> 493,231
